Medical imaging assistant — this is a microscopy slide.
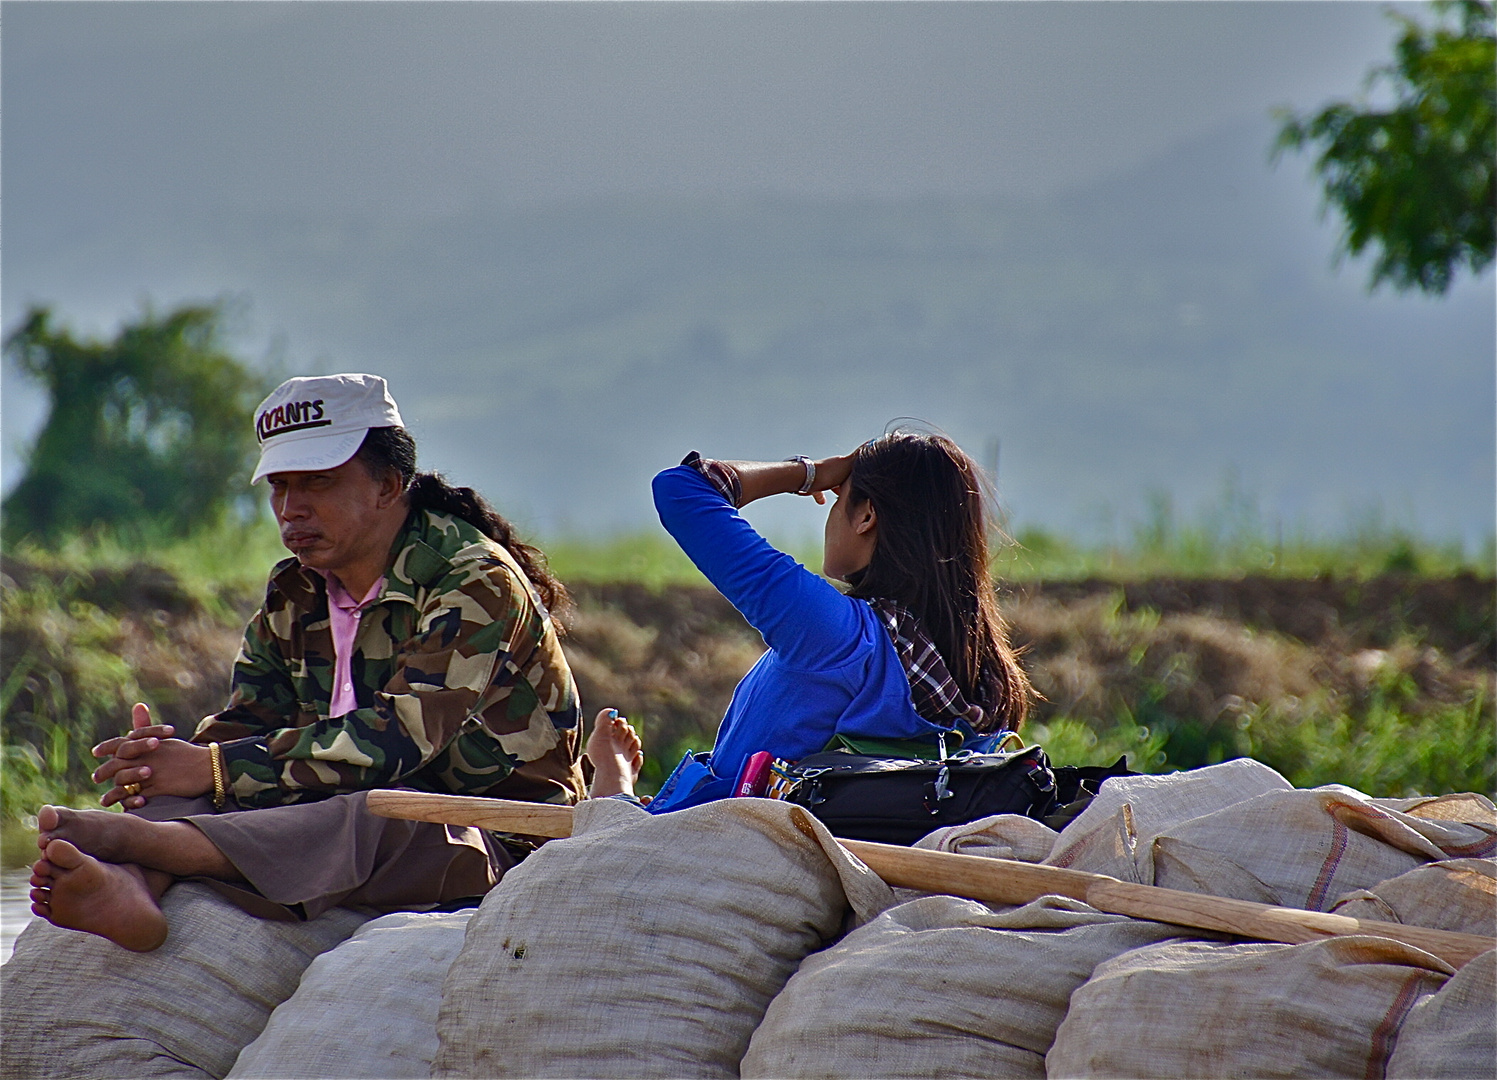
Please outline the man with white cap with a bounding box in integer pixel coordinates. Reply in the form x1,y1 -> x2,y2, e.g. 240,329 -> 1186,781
30,374 -> 584,950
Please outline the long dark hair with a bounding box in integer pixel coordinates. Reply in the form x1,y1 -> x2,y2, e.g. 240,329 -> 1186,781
842,431 -> 1031,732
355,427 -> 570,623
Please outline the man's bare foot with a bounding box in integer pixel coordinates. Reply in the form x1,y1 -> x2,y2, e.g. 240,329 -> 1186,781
36,804 -> 240,881
37,804 -> 149,865
29,839 -> 169,952
585,709 -> 644,799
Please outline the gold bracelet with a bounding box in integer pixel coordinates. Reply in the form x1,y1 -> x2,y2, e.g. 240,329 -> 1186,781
208,742 -> 227,811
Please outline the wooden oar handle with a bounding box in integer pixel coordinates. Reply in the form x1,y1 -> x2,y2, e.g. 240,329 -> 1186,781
839,839 -> 1104,904
1088,880 -> 1496,969
367,790 -> 574,837
367,790 -> 1495,969
841,841 -> 1495,968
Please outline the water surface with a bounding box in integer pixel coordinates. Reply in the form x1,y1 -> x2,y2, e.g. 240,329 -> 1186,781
2,869 -> 35,964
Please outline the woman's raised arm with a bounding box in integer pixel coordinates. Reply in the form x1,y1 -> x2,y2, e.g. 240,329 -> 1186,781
717,452 -> 856,507
652,455 -> 862,669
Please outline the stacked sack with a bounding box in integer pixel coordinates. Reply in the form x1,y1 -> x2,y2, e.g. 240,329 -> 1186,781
227,910 -> 474,1079
1050,936 -> 1456,1078
1036,761 -> 1495,1079
17,759 -> 1487,1080
742,806 -> 1174,1078
1048,762 -> 1495,910
1387,949 -> 1496,1080
432,796 -> 893,1078
0,883 -> 367,1080
745,759 -> 1495,1079
741,894 -> 1190,1079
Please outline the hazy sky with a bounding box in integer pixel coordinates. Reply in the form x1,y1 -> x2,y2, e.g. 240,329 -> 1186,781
4,2 -> 1492,543
6,2 -> 1406,222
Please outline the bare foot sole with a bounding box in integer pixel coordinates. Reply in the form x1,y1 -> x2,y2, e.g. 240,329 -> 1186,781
30,839 -> 168,952
585,709 -> 644,799
37,804 -> 152,865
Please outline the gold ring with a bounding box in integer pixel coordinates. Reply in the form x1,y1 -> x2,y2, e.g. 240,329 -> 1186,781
121,782 -> 142,796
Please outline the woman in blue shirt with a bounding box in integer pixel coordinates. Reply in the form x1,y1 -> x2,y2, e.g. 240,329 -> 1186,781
585,431 -> 1033,812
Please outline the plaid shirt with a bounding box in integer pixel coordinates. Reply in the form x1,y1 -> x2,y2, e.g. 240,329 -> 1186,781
681,451 -> 744,506
684,451 -> 979,731
867,598 -> 983,730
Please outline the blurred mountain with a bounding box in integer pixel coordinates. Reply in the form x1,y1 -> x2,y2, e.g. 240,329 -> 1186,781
4,117 -> 1492,541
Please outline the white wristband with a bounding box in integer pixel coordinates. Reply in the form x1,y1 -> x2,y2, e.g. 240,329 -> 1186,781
788,455 -> 816,495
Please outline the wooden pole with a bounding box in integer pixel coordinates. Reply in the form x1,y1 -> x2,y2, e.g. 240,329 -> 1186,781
366,791 -> 1495,969
370,791 -> 577,838
835,840 -> 1494,966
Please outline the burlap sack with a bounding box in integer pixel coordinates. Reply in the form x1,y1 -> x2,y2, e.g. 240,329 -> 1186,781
1047,936 -> 1455,1079
914,813 -> 1060,862
1043,760 -> 1496,911
0,883 -> 368,1080
1387,948 -> 1496,1080
1045,757 -> 1292,879
227,909 -> 473,1079
1373,793 -> 1497,826
432,797 -> 894,1079
874,813 -> 1062,903
1331,858 -> 1497,936
1149,788 -> 1497,910
740,894 -> 1190,1079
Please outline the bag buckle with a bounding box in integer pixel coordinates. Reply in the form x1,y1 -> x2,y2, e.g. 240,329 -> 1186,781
1025,758 -> 1056,794
923,763 -> 954,814
934,764 -> 952,802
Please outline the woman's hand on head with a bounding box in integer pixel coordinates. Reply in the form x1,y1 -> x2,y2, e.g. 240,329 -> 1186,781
730,452 -> 858,507
807,453 -> 856,504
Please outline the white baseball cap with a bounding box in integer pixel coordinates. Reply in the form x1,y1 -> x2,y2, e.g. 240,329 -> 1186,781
251,373 -> 404,483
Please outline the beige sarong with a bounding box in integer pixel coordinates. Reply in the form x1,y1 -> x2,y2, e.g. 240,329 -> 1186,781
134,790 -> 507,921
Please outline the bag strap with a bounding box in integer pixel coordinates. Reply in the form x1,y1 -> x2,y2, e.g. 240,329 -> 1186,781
824,731 -> 963,761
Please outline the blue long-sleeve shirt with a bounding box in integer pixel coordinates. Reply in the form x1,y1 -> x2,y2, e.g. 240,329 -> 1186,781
646,463 -> 954,812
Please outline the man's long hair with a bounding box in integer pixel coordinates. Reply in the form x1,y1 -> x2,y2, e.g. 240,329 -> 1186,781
842,430 -> 1031,731
355,427 -> 570,622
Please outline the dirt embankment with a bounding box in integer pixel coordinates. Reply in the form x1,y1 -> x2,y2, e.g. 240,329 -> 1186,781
3,555 -> 1491,788
565,575 -> 1495,761
1009,575 -> 1494,657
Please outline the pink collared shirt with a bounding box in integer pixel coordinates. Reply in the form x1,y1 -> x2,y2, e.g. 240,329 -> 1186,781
317,571 -> 386,718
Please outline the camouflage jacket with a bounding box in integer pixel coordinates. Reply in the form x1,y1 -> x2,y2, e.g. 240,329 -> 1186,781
192,509 -> 584,809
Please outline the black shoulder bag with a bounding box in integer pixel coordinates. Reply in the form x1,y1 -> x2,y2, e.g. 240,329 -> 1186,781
784,745 -> 1057,846
783,745 -> 1137,846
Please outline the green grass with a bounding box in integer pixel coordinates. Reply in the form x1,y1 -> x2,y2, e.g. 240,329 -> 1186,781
996,503 -> 1492,581
3,513 -> 1490,827
1,578 -> 143,819
3,513 -> 285,616
629,698 -> 1495,802
545,531 -> 830,588
1242,687 -> 1496,798
0,516 -> 286,822
16,487 -> 1483,590
545,533 -> 709,589
545,524 -> 1494,586
1022,717 -> 1171,773
545,508 -> 1492,585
